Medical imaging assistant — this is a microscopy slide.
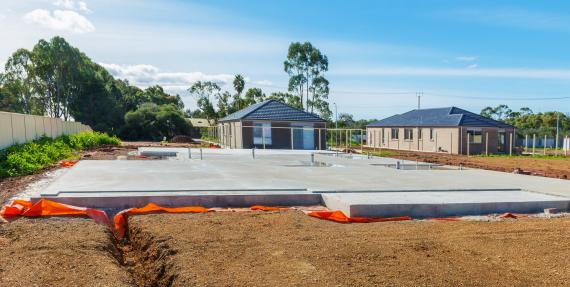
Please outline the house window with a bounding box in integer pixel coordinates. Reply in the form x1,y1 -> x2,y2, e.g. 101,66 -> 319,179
390,128 -> 399,140
418,128 -> 422,140
381,129 -> 385,143
467,130 -> 482,144
404,128 -> 413,140
253,122 -> 272,145
429,128 -> 434,140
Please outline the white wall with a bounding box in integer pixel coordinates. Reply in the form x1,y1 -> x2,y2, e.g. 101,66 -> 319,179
0,112 -> 92,150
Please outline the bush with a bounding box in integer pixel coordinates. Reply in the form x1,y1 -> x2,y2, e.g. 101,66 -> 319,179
0,132 -> 120,178
122,103 -> 192,141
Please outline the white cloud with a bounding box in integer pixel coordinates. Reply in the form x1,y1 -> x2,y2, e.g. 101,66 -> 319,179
467,64 -> 478,69
332,66 -> 570,80
53,0 -> 91,13
23,9 -> 95,33
456,56 -> 477,62
252,80 -> 273,86
435,8 -> 570,31
100,63 -> 236,89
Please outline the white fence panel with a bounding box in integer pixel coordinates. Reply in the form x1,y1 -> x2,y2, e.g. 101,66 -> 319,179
0,112 -> 92,150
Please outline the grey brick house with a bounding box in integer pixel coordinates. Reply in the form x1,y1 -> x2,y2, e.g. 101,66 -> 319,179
218,100 -> 327,150
366,107 -> 515,155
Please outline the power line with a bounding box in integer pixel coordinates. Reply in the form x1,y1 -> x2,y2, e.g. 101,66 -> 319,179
250,82 -> 570,101
423,92 -> 570,101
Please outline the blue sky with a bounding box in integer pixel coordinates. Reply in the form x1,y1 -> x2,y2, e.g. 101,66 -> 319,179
1,0 -> 570,119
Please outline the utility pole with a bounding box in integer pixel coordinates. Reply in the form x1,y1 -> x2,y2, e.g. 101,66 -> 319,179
334,102 -> 338,129
556,112 -> 560,152
417,92 -> 421,110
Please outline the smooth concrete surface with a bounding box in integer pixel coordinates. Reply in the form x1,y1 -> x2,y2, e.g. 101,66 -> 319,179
322,190 -> 570,218
34,148 -> 570,216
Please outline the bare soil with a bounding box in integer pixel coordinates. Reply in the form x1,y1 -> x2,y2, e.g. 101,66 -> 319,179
0,218 -> 132,287
126,211 -> 570,287
364,148 -> 570,179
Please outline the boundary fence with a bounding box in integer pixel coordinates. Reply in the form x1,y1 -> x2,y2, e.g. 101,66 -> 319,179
0,111 -> 92,150
520,134 -> 570,156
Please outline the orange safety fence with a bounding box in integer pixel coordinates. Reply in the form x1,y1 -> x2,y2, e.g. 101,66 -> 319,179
497,212 -> 519,219
0,199 -> 111,228
308,210 -> 411,223
59,160 -> 78,168
250,205 -> 290,211
113,203 -> 211,240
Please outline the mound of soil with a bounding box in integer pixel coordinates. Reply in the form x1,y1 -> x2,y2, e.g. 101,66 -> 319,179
0,218 -> 132,287
127,211 -> 570,286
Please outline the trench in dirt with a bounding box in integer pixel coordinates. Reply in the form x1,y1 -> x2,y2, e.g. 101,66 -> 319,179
111,222 -> 179,287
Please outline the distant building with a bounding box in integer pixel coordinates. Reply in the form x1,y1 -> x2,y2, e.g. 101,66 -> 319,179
366,107 -> 515,155
218,100 -> 327,150
187,118 -> 215,128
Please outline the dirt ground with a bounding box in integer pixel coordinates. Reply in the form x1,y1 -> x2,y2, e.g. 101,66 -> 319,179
125,211 -> 570,287
0,217 -> 132,287
364,148 -> 570,179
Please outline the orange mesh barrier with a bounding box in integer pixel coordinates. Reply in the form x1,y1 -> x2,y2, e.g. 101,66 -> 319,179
498,213 -> 518,219
250,205 -> 289,211
59,160 -> 78,168
113,203 -> 211,240
308,210 -> 411,223
0,199 -> 111,227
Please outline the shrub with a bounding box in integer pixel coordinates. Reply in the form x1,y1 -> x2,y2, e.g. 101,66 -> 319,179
0,132 -> 120,178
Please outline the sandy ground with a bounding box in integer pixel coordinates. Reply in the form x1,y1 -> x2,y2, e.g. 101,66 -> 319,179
0,218 -> 132,287
125,211 -> 570,287
364,148 -> 570,179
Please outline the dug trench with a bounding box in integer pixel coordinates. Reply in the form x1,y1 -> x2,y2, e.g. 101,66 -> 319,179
118,222 -> 178,287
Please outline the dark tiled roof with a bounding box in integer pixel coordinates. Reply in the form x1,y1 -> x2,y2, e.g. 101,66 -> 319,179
220,100 -> 325,122
367,107 -> 514,128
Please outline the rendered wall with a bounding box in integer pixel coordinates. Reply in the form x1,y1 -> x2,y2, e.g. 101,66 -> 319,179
367,127 -> 460,154
0,112 -> 92,150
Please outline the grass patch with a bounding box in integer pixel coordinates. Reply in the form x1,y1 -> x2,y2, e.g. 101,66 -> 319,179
365,149 -> 398,157
475,153 -> 570,160
0,132 -> 120,178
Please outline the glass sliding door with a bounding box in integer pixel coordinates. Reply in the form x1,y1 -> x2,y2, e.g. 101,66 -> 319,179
292,123 -> 314,150
253,122 -> 272,147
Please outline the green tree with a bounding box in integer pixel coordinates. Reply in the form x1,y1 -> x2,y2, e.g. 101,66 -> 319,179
232,74 -> 245,110
123,103 -> 192,141
244,87 -> 265,106
283,41 -> 330,118
267,92 -> 302,109
188,81 -> 220,120
3,48 -> 35,114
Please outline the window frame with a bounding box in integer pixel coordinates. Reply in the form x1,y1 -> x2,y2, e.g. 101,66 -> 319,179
253,122 -> 272,145
404,128 -> 413,141
390,128 -> 399,140
466,129 -> 482,144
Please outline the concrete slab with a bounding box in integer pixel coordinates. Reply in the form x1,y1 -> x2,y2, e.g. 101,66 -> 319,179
322,190 -> 570,218
32,148 -> 570,217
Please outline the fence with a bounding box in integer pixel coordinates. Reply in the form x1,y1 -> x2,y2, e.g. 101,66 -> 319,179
520,134 -> 570,156
0,111 -> 92,150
